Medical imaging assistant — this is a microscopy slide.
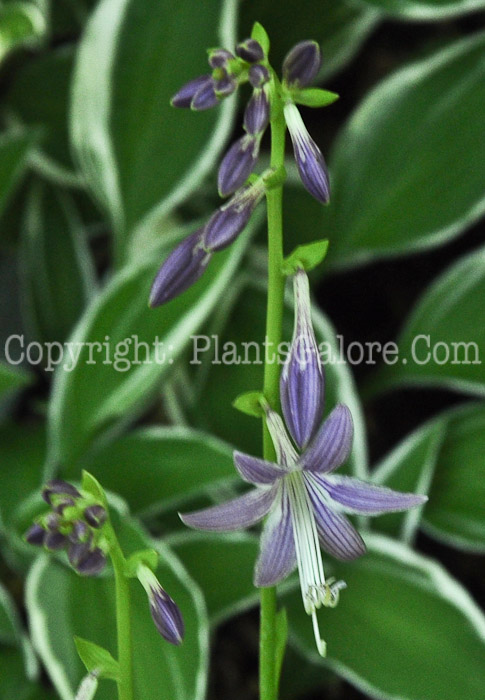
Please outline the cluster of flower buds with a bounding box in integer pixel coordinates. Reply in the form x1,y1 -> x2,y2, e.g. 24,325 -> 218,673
150,29 -> 336,308
25,479 -> 108,576
136,564 -> 185,646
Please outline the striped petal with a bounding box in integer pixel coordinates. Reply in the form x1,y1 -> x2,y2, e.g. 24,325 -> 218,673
302,404 -> 353,473
180,487 -> 276,532
323,475 -> 428,516
305,474 -> 365,560
234,451 -> 287,485
254,485 -> 296,586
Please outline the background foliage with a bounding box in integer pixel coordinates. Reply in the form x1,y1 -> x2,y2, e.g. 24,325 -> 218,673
0,0 -> 484,698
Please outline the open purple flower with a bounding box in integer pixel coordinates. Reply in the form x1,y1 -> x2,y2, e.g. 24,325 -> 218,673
181,272 -> 427,656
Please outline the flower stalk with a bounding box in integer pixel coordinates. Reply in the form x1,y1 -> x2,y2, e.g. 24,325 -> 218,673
260,94 -> 287,700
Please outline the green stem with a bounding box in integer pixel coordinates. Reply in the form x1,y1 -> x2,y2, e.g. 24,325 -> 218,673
260,106 -> 287,700
107,531 -> 134,700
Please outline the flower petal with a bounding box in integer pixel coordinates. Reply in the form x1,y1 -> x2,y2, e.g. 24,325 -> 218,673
280,270 -> 324,449
323,475 -> 428,515
305,474 -> 365,560
234,451 -> 287,485
254,484 -> 296,586
302,404 -> 353,473
179,487 -> 276,532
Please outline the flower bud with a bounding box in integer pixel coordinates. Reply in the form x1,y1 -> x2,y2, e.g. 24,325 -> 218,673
149,230 -> 212,307
25,524 -> 46,546
45,512 -> 61,531
203,180 -> 265,252
53,497 -> 75,514
284,103 -> 330,204
171,75 -> 212,108
84,505 -> 107,529
235,38 -> 264,63
213,72 -> 237,98
42,479 -> 80,505
45,531 -> 68,551
137,565 -> 184,645
191,78 -> 218,111
76,548 -> 106,577
69,520 -> 91,543
280,269 -> 324,448
248,64 -> 270,88
244,88 -> 270,135
218,134 -> 260,197
282,40 -> 322,88
68,541 -> 91,568
208,48 -> 234,69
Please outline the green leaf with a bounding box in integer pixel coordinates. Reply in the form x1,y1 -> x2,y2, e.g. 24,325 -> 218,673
187,279 -> 368,478
0,1 -> 46,65
71,0 -> 239,253
0,361 -> 32,400
0,130 -> 37,225
21,182 -> 96,346
375,403 -> 485,552
0,582 -> 22,646
281,239 -> 329,275
81,471 -> 107,507
0,422 -> 45,530
74,637 -> 119,681
287,534 -> 485,700
240,0 -> 380,81
232,390 -> 265,417
321,33 -> 485,269
372,245 -> 485,396
170,531 -> 262,625
26,516 -> 209,700
290,88 -> 339,108
80,426 -> 235,518
358,0 -> 485,19
47,228 -> 251,468
372,417 -> 444,542
6,46 -> 76,174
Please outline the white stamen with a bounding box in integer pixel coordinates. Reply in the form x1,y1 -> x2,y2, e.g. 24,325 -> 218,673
265,409 -> 299,467
284,103 -> 311,162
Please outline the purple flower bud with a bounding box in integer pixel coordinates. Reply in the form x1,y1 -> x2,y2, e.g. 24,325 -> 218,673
244,88 -> 270,135
46,513 -> 61,531
191,78 -> 218,111
218,134 -> 260,197
69,520 -> 91,543
68,541 -> 90,568
76,548 -> 107,577
280,269 -> 324,449
42,479 -> 80,505
149,230 -> 212,307
203,180 -> 265,252
138,565 -> 184,645
284,103 -> 330,204
235,39 -> 264,63
213,73 -> 237,98
208,48 -> 234,69
25,524 -> 46,546
44,531 -> 68,551
248,64 -> 270,88
282,40 -> 322,88
84,505 -> 107,529
171,75 -> 211,108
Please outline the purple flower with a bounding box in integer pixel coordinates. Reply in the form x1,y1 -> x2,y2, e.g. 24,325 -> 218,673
208,48 -> 235,69
282,40 -> 322,88
203,179 -> 265,252
149,230 -> 212,307
218,134 -> 261,197
180,271 -> 427,655
281,270 -> 324,449
284,102 -> 330,204
137,565 -> 185,645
